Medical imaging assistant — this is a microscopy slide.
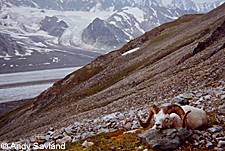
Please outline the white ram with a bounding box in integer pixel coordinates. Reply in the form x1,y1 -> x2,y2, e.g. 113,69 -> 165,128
137,104 -> 208,130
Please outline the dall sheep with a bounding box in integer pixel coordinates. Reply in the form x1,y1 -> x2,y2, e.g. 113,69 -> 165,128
137,104 -> 208,130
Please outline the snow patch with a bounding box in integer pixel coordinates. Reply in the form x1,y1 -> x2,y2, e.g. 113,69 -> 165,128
122,47 -> 140,56
52,57 -> 60,63
35,42 -> 47,47
3,57 -> 11,61
43,62 -> 50,65
123,7 -> 145,22
114,16 -> 122,22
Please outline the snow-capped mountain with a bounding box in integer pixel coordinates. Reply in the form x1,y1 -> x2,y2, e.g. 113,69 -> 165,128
159,0 -> 225,12
0,0 -> 225,73
82,4 -> 195,49
1,0 -> 225,12
0,7 -> 103,73
106,5 -> 194,41
82,18 -> 130,50
83,0 -> 225,49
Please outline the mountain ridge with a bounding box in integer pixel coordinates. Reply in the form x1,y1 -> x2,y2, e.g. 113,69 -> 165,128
1,0 -> 225,12
1,0 -> 225,69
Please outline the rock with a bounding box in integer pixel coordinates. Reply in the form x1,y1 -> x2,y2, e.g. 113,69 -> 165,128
30,136 -> 37,143
208,125 -> 223,133
131,121 -> 139,129
64,127 -> 75,136
174,96 -> 189,105
98,128 -> 109,133
34,135 -> 47,144
214,147 -> 224,151
124,122 -> 132,130
52,134 -> 64,140
217,140 -> 225,148
82,140 -> 94,148
49,127 -> 55,131
138,128 -> 191,150
46,130 -> 54,136
196,92 -> 203,97
220,95 -> 225,100
116,112 -> 125,120
106,121 -> 117,128
45,135 -> 51,141
218,104 -> 225,113
102,113 -> 118,122
56,136 -> 72,144
216,137 -> 225,141
81,132 -> 91,139
136,146 -> 143,150
195,100 -> 201,105
198,97 -> 204,102
206,141 -> 213,148
212,132 -> 224,139
204,95 -> 211,100
179,93 -> 193,100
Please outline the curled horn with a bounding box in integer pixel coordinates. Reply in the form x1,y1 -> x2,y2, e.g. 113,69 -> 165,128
136,105 -> 160,128
182,110 -> 191,128
163,104 -> 186,120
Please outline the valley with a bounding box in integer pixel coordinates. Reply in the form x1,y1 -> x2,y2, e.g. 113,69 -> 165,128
0,66 -> 81,103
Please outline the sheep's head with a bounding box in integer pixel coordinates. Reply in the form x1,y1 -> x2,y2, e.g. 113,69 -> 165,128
137,104 -> 186,129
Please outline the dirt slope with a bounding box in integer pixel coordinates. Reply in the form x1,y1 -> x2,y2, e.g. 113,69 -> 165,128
0,4 -> 225,141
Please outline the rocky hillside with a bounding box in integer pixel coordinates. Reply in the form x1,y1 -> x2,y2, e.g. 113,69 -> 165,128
0,2 -> 225,150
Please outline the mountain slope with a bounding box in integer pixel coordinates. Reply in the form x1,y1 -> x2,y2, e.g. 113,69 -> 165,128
0,3 -> 225,141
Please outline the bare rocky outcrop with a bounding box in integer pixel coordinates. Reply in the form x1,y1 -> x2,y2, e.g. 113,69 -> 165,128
40,16 -> 68,37
193,20 -> 225,55
82,18 -> 129,50
0,33 -> 25,56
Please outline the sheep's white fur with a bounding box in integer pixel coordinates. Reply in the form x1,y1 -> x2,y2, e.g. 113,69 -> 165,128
181,105 -> 208,129
151,105 -> 208,129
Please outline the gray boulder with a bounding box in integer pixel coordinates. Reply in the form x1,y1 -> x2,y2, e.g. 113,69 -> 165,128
138,128 -> 191,150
